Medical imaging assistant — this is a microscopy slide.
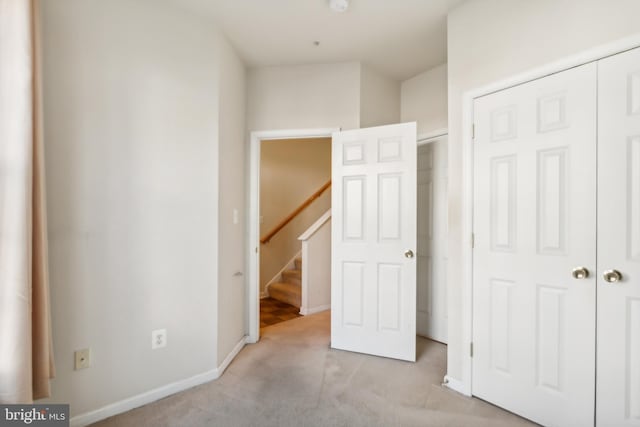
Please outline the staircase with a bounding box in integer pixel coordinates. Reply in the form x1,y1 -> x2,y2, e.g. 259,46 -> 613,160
269,257 -> 302,308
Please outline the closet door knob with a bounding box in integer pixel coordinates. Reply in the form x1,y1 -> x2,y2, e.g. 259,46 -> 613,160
571,267 -> 589,279
404,249 -> 414,259
603,270 -> 623,283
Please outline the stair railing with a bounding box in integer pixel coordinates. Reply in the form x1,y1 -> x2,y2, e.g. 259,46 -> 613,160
260,180 -> 331,244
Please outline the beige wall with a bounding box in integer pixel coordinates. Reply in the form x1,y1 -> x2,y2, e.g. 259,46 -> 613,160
260,138 -> 332,293
302,219 -> 332,313
40,0 -> 245,418
248,62 -> 361,131
447,0 -> 640,384
360,64 -> 401,128
217,36 -> 247,364
248,61 -> 403,133
401,63 -> 448,135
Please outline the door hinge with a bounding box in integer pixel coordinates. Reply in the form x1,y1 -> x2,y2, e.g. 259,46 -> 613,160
470,342 -> 474,358
472,124 -> 475,140
471,233 -> 475,249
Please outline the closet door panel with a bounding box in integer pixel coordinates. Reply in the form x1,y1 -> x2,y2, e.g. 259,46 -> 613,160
473,62 -> 597,427
597,46 -> 640,427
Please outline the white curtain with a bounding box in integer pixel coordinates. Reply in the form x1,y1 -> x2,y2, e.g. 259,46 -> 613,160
0,0 -> 55,403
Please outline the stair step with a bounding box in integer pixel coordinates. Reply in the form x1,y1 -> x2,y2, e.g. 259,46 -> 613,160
294,257 -> 302,270
269,281 -> 301,308
282,269 -> 302,284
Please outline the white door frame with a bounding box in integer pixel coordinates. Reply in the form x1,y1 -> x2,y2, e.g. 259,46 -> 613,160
247,128 -> 340,344
454,34 -> 640,397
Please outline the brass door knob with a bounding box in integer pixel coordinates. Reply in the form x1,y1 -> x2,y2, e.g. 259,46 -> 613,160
571,267 -> 589,279
603,270 -> 623,283
404,249 -> 414,259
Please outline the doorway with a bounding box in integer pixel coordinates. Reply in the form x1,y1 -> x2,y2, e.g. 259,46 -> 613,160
417,132 -> 449,344
247,128 -> 339,343
247,127 -> 450,353
259,136 -> 332,328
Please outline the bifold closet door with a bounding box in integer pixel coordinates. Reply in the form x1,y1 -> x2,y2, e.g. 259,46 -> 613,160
472,62 -> 597,427
597,46 -> 640,426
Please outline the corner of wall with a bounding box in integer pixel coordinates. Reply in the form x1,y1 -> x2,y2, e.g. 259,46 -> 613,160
216,35 -> 248,366
359,64 -> 401,128
399,63 -> 448,135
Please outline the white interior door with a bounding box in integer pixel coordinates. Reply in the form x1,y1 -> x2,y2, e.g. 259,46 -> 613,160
472,63 -> 597,426
417,136 -> 448,343
331,122 -> 417,362
597,46 -> 640,427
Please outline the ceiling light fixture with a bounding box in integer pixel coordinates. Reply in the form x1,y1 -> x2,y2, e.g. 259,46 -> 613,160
329,0 -> 349,13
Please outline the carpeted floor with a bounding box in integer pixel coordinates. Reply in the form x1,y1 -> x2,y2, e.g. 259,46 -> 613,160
91,311 -> 535,427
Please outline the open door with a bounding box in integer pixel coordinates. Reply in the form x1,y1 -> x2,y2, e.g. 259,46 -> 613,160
331,122 -> 417,362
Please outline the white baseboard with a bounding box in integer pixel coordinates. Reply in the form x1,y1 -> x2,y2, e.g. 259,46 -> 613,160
442,375 -> 471,397
70,336 -> 247,427
299,304 -> 330,316
217,336 -> 246,377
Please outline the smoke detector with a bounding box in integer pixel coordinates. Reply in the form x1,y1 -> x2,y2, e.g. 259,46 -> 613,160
329,0 -> 349,13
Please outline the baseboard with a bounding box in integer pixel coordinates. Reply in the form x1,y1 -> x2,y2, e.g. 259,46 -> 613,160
70,336 -> 247,427
299,304 -> 330,316
442,375 -> 471,397
217,336 -> 246,377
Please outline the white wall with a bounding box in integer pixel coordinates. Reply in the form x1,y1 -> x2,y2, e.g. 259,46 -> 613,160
247,62 -> 361,131
401,64 -> 447,135
217,37 -> 247,365
360,65 -> 401,128
300,218 -> 332,314
40,0 -> 244,418
446,0 -> 640,385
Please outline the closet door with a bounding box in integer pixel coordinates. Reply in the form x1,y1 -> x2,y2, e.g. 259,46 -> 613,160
417,136 -> 448,343
597,46 -> 640,426
472,63 -> 597,426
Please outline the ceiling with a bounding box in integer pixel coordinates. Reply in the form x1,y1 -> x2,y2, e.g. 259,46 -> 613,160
170,0 -> 465,81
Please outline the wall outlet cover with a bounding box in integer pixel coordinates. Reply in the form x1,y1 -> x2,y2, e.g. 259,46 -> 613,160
151,329 -> 167,349
74,348 -> 91,370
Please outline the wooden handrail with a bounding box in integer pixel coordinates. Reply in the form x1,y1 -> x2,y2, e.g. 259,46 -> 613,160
261,180 -> 331,244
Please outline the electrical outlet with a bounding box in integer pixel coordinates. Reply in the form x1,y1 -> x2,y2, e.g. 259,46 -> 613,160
74,348 -> 91,370
151,329 -> 167,349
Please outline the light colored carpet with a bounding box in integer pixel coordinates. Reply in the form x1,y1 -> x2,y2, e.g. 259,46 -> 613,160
91,311 -> 535,427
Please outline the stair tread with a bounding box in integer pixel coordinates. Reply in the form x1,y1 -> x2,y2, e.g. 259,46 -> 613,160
282,269 -> 302,277
270,281 -> 301,294
269,281 -> 302,308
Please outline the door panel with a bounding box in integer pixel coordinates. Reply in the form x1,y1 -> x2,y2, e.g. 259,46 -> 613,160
597,46 -> 640,427
331,122 -> 417,362
417,137 -> 448,342
473,63 -> 597,427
